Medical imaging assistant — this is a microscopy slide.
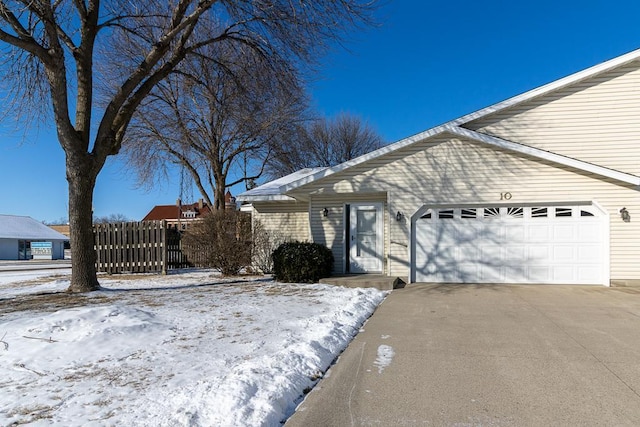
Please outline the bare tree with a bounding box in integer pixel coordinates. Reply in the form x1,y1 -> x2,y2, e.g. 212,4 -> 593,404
43,217 -> 69,226
267,112 -> 384,178
124,42 -> 306,210
0,0 -> 376,292
181,210 -> 252,275
93,213 -> 130,224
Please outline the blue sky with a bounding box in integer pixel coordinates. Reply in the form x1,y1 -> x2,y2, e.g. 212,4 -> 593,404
3,0 -> 640,223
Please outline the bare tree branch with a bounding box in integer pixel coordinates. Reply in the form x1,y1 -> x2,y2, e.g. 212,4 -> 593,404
124,41 -> 307,209
267,112 -> 384,178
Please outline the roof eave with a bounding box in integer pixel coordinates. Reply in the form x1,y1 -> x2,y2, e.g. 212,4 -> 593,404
235,194 -> 296,202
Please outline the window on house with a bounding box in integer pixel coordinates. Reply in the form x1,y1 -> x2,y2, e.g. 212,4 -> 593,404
182,210 -> 196,219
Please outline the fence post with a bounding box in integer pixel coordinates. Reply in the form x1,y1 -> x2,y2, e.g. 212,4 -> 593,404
161,220 -> 168,275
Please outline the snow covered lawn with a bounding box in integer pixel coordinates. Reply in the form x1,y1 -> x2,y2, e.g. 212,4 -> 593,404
0,270 -> 387,426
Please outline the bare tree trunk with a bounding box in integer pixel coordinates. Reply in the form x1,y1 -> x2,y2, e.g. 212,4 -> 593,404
214,174 -> 226,210
66,153 -> 100,293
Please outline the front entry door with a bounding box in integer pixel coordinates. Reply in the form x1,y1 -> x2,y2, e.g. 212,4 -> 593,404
349,203 -> 383,273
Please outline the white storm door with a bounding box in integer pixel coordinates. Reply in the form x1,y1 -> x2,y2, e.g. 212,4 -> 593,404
349,203 -> 383,273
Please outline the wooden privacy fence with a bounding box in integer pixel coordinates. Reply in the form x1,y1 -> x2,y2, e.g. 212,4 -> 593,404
94,221 -> 206,274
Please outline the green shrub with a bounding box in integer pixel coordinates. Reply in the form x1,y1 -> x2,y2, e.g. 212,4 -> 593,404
272,241 -> 334,283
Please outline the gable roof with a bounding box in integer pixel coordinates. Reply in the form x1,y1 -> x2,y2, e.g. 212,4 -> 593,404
237,167 -> 327,201
0,215 -> 70,240
238,48 -> 640,201
143,205 -> 188,221
142,201 -> 212,221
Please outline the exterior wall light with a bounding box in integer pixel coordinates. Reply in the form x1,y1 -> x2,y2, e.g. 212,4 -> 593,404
396,211 -> 403,221
620,207 -> 630,222
322,207 -> 329,217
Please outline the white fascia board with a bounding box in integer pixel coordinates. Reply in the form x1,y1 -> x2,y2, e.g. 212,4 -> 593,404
448,126 -> 640,186
453,48 -> 640,126
236,168 -> 328,200
280,125 -> 451,193
235,194 -> 296,202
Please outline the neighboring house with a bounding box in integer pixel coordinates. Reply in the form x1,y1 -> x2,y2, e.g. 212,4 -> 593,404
238,49 -> 640,287
143,192 -> 236,229
0,214 -> 69,260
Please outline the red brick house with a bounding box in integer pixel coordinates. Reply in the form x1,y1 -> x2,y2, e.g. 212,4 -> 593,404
143,192 -> 236,229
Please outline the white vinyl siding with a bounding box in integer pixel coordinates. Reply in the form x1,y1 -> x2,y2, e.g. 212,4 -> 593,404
465,59 -> 640,175
251,201 -> 310,242
309,194 -> 387,275
293,135 -> 639,282
309,198 -> 345,274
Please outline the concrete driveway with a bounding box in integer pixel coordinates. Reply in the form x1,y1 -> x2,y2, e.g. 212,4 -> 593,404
285,284 -> 640,426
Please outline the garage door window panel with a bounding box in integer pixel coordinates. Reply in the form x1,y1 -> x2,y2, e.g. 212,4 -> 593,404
531,207 -> 548,218
439,209 -> 454,219
506,207 -> 524,218
484,207 -> 500,218
555,207 -> 573,217
461,208 -> 477,219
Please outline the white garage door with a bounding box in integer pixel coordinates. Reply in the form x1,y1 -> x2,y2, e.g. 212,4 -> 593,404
414,205 -> 607,285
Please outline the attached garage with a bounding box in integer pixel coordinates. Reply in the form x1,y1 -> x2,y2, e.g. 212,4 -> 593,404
239,50 -> 640,287
412,203 -> 608,285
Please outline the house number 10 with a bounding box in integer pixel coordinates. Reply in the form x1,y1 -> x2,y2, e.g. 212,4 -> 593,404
500,192 -> 512,200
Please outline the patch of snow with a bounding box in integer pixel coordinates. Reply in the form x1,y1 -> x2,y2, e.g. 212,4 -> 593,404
374,345 -> 395,374
0,269 -> 387,426
0,269 -> 71,288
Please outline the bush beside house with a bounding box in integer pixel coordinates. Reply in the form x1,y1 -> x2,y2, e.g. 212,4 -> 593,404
181,210 -> 252,275
272,241 -> 334,283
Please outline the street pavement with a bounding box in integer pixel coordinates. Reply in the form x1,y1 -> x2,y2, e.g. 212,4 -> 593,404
0,260 -> 71,272
286,284 -> 640,426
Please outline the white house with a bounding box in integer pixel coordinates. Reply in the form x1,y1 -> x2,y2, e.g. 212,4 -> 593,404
0,215 -> 69,260
238,48 -> 640,286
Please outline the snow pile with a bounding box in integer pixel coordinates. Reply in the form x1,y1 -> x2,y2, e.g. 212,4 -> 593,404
0,271 -> 387,426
